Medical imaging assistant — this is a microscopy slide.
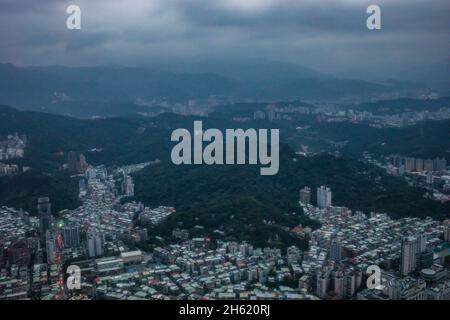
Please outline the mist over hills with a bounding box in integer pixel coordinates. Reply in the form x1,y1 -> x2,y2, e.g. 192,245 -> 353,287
397,59 -> 450,93
0,60 -> 432,118
0,63 -> 238,117
151,59 -> 325,84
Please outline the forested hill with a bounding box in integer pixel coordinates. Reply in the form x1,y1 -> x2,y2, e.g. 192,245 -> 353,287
0,105 -> 175,170
133,149 -> 450,247
0,105 -> 254,170
0,171 -> 80,215
310,119 -> 450,158
1,105 -> 449,236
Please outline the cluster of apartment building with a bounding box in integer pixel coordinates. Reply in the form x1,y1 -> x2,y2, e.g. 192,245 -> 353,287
362,153 -> 450,203
0,162 -> 168,299
75,239 -> 317,300
320,107 -> 450,128
389,155 -> 447,174
250,101 -> 450,128
0,133 -> 27,176
2,154 -> 450,300
299,186 -> 450,300
0,133 -> 26,161
0,163 -> 19,176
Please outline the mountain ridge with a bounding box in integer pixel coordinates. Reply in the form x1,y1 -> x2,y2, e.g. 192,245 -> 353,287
0,62 -> 428,117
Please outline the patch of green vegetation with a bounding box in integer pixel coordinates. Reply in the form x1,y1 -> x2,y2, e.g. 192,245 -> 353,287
134,148 -> 450,247
0,171 -> 80,215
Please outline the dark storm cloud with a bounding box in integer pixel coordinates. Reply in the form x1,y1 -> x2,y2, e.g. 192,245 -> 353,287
0,0 -> 449,78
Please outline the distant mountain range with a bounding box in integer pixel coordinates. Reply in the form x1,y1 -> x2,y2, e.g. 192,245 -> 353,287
398,59 -> 450,93
0,61 -> 432,118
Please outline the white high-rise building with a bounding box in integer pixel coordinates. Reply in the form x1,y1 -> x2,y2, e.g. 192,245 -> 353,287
444,221 -> 450,242
417,233 -> 427,253
299,187 -> 311,205
87,230 -> 104,258
122,175 -> 135,197
333,271 -> 345,299
400,236 -> 418,276
344,272 -> 356,298
316,271 -> 329,298
63,224 -> 80,248
317,186 -> 332,209
426,172 -> 434,185
330,240 -> 342,262
45,230 -> 56,264
38,197 -> 52,243
415,233 -> 427,269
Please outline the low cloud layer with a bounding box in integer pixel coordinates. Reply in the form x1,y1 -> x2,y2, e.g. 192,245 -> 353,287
1,0 -> 449,79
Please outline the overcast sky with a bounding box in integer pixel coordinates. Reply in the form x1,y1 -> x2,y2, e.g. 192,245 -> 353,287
1,0 -> 449,79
